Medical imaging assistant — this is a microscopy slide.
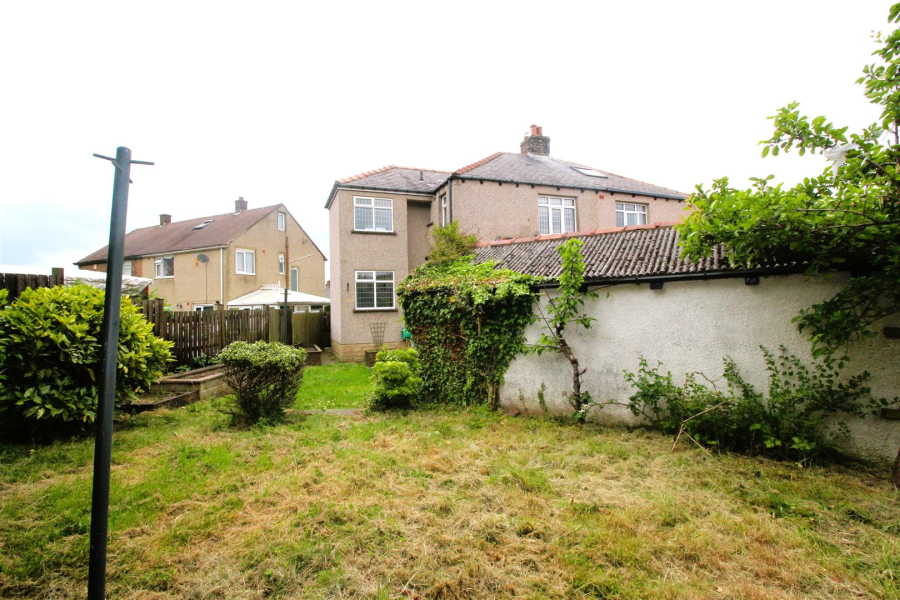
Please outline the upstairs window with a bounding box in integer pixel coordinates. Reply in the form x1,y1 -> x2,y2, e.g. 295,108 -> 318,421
290,267 -> 299,291
440,193 -> 449,226
123,260 -> 132,276
571,166 -> 608,178
155,256 -> 174,278
235,249 -> 256,275
616,203 -> 647,227
355,270 -> 394,309
193,219 -> 214,230
354,196 -> 393,232
279,253 -> 285,275
538,196 -> 576,235
278,212 -> 286,231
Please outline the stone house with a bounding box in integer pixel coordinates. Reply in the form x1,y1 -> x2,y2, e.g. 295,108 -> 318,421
325,125 -> 688,361
76,198 -> 326,310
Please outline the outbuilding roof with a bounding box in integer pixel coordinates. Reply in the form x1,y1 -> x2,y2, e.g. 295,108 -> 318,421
472,223 -> 797,283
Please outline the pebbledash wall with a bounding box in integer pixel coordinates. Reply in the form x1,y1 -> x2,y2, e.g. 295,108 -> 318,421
499,273 -> 900,463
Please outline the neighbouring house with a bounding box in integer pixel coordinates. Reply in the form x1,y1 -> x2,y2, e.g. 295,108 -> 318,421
325,125 -> 688,361
473,225 -> 900,463
76,198 -> 326,311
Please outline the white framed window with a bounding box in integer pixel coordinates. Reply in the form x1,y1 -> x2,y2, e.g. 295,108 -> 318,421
278,212 -> 285,231
538,196 -> 576,235
354,196 -> 393,232
290,267 -> 299,292
440,193 -> 449,226
279,254 -> 285,275
154,256 -> 174,278
194,304 -> 214,312
616,203 -> 648,227
571,166 -> 609,179
355,270 -> 394,309
235,249 -> 256,275
123,261 -> 132,276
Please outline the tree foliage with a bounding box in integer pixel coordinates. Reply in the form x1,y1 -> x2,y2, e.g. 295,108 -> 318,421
678,5 -> 900,361
0,284 -> 172,433
398,257 -> 540,407
530,238 -> 599,421
427,221 -> 479,264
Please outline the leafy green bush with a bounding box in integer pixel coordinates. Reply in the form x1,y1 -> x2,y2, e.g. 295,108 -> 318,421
375,347 -> 420,371
367,360 -> 422,412
0,284 -> 172,432
427,221 -> 478,264
620,347 -> 887,462
219,341 -> 306,424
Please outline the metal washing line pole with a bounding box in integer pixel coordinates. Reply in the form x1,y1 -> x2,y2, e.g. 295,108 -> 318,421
88,147 -> 153,600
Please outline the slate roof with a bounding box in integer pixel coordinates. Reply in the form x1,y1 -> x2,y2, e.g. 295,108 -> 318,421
456,153 -> 687,200
76,205 -> 282,265
472,224 -> 796,282
327,152 -> 687,208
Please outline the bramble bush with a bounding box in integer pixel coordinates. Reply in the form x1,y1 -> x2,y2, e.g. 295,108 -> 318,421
620,346 -> 888,463
0,284 -> 172,433
219,341 -> 306,424
366,348 -> 422,412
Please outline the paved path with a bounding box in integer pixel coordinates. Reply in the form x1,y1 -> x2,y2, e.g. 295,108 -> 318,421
294,408 -> 364,418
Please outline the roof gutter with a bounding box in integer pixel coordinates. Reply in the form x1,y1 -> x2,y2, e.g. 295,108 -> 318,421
531,265 -> 806,290
325,183 -> 441,209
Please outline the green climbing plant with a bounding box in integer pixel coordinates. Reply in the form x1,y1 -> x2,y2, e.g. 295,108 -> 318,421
529,238 -> 599,422
398,257 -> 540,407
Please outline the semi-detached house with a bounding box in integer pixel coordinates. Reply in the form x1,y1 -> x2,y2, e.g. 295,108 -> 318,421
326,126 -> 689,362
76,198 -> 326,310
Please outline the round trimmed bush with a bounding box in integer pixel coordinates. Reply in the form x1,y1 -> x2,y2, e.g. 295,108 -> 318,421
219,341 -> 306,424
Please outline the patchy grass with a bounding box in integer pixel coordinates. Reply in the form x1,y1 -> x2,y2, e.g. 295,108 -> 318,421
294,363 -> 371,410
1,370 -> 899,599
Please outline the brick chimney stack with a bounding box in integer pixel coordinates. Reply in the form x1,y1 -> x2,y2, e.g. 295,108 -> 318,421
159,214 -> 171,226
520,124 -> 550,157
235,197 -> 248,213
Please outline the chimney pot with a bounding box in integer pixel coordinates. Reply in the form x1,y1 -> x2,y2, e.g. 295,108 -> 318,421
159,214 -> 171,226
235,197 -> 248,213
520,124 -> 550,157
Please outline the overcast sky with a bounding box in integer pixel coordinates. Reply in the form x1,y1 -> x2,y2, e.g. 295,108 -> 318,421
0,1 -> 892,272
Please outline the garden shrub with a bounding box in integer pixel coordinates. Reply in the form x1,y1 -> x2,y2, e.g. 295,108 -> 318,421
219,341 -> 306,424
398,257 -> 540,407
0,284 -> 173,433
427,221 -> 479,264
620,346 -> 888,462
367,350 -> 422,412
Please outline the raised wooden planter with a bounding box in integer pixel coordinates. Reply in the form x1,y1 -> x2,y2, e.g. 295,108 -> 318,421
123,390 -> 200,413
151,364 -> 229,400
303,344 -> 322,366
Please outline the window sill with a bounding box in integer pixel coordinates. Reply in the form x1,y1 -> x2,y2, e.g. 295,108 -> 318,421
353,308 -> 398,313
155,276 -> 175,280
351,229 -> 396,235
236,272 -> 257,276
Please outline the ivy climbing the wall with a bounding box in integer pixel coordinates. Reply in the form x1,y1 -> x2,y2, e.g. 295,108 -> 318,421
398,257 -> 540,407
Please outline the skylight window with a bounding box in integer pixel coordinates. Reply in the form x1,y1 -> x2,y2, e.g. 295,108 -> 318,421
572,166 -> 608,178
193,220 -> 214,230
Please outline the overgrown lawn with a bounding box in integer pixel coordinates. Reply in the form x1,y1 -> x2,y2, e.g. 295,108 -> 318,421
1,371 -> 898,598
294,363 -> 371,410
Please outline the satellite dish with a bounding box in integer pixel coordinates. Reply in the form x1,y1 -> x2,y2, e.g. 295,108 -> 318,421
197,253 -> 209,263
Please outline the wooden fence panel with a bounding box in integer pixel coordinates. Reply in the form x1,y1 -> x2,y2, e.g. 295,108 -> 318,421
137,303 -> 275,364
292,311 -> 327,347
0,269 -> 63,302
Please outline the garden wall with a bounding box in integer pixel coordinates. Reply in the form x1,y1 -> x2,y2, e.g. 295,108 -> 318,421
500,273 -> 900,462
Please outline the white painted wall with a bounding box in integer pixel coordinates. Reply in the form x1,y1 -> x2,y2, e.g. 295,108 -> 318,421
500,273 -> 900,462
